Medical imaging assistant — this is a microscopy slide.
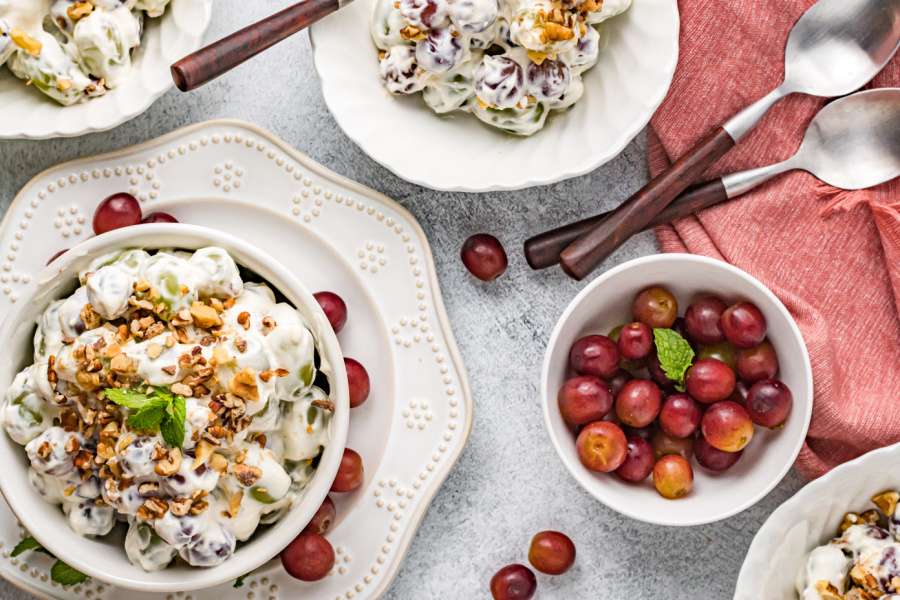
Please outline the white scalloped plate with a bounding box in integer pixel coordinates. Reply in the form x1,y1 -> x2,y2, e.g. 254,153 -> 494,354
0,119 -> 473,600
734,444 -> 900,600
0,0 -> 213,140
309,0 -> 679,192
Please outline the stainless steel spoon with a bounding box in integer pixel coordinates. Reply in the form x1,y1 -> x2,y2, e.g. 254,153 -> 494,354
558,0 -> 900,280
525,88 -> 900,270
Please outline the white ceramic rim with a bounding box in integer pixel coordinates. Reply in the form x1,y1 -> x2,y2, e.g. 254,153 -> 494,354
0,118 -> 475,600
540,253 -> 814,526
0,222 -> 351,593
308,2 -> 680,193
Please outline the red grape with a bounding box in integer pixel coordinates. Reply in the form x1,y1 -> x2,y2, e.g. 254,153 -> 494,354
685,358 -> 736,404
615,435 -> 655,483
461,234 -> 507,282
490,564 -> 536,600
314,291 -> 348,333
632,286 -> 678,328
141,212 -> 178,223
647,353 -> 675,390
653,455 -> 693,499
344,358 -> 370,408
607,370 -> 631,398
727,380 -> 750,405
696,342 -> 737,371
694,436 -> 742,472
701,401 -> 754,452
720,302 -> 767,348
281,532 -> 335,581
615,380 -> 661,428
575,421 -> 627,473
46,249 -> 68,265
331,448 -> 365,492
528,531 -> 576,575
651,429 -> 694,461
93,192 -> 142,234
684,295 -> 727,344
618,322 -> 653,360
568,335 -> 619,379
736,341 -> 779,383
557,376 -> 613,426
304,496 -> 336,535
745,379 -> 793,429
659,393 -> 701,438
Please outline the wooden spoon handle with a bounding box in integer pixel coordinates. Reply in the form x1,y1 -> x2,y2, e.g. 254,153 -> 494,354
172,0 -> 341,92
558,126 -> 736,280
524,179 -> 728,270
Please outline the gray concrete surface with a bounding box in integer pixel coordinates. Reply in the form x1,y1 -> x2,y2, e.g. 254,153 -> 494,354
0,2 -> 806,598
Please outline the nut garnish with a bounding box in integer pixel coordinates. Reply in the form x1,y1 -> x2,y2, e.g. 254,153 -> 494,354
229,368 -> 259,402
872,490 -> 900,517
815,580 -> 843,600
154,447 -> 182,477
233,463 -> 263,487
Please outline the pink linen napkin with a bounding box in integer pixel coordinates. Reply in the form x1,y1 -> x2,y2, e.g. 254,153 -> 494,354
647,0 -> 900,478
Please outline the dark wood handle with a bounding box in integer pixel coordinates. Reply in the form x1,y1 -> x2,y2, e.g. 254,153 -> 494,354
558,127 -> 736,280
524,178 -> 728,270
171,0 -> 341,92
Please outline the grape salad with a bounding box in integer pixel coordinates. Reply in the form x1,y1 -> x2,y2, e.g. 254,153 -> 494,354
2,246 -> 334,571
0,0 -> 172,105
371,0 -> 632,135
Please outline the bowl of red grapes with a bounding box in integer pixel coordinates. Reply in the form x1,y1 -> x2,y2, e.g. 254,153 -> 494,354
541,254 -> 813,526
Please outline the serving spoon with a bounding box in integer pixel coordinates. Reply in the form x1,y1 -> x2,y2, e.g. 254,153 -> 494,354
557,0 -> 900,280
524,88 -> 900,270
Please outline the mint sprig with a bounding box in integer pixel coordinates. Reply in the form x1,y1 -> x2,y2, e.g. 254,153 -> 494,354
12,536 -> 88,586
653,328 -> 695,391
101,386 -> 187,448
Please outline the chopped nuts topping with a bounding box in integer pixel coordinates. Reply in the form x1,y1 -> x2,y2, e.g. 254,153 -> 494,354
233,463 -> 263,487
872,490 -> 900,517
154,447 -> 182,477
229,368 -> 259,402
190,301 -> 222,329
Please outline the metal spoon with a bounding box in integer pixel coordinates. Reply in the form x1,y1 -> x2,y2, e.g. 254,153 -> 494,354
524,87 -> 900,270
557,0 -> 900,280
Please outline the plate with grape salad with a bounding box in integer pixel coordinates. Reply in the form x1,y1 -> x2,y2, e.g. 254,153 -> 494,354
0,119 -> 472,600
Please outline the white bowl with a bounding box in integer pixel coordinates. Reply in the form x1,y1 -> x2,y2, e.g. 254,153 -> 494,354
541,254 -> 813,527
0,0 -> 212,139
735,443 -> 900,600
309,0 -> 679,192
0,224 -> 350,592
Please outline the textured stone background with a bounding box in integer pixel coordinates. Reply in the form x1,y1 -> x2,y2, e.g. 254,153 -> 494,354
0,2 -> 806,598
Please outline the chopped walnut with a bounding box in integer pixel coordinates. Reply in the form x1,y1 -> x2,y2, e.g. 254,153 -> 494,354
169,497 -> 193,517
190,302 -> 222,329
154,447 -> 182,477
233,463 -> 263,487
229,368 -> 259,402
171,382 -> 193,397
80,304 -> 102,330
872,490 -> 900,517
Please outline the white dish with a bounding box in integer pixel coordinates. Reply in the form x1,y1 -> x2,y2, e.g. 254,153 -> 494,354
0,119 -> 472,599
735,444 -> 900,600
309,0 -> 679,192
541,254 -> 813,527
0,224 -> 351,592
0,0 -> 212,140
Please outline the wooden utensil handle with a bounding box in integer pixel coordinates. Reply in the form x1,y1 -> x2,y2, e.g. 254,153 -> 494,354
172,0 -> 341,92
558,126 -> 735,280
524,179 -> 728,270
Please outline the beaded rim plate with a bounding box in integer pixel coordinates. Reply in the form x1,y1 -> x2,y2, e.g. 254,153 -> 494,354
0,119 -> 473,600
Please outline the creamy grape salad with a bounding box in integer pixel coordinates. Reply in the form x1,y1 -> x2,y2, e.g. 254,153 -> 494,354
371,0 -> 632,135
0,0 -> 172,105
798,491 -> 900,599
1,247 -> 334,571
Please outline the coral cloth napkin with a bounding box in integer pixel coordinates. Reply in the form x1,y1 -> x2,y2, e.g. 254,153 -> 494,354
648,0 -> 900,479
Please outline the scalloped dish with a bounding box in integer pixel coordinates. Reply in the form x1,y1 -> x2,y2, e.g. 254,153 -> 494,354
0,0 -> 212,139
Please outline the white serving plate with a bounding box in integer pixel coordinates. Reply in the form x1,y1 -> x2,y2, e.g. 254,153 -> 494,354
735,443 -> 900,600
309,0 -> 680,192
0,0 -> 213,139
0,119 -> 473,599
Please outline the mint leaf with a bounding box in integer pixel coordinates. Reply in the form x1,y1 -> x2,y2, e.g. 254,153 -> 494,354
126,397 -> 168,431
160,395 -> 186,449
50,560 -> 88,586
101,387 -> 151,410
653,328 -> 695,391
11,536 -> 42,557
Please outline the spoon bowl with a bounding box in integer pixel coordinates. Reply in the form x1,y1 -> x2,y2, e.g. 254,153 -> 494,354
784,0 -> 900,97
796,88 -> 900,188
